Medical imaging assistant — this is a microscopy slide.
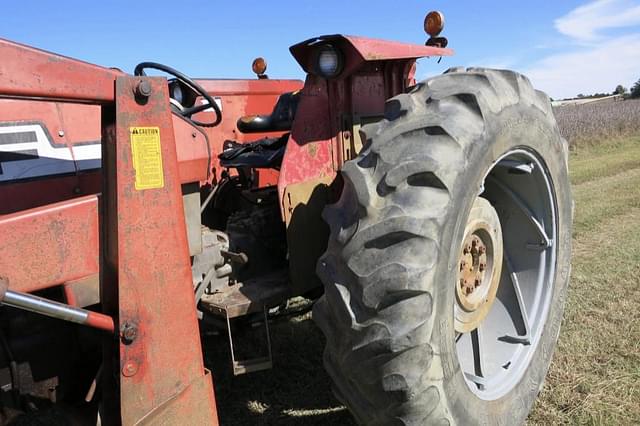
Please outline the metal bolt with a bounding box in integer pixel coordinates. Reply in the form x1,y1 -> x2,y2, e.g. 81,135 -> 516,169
120,322 -> 138,345
134,80 -> 152,99
58,130 -> 65,137
122,361 -> 138,377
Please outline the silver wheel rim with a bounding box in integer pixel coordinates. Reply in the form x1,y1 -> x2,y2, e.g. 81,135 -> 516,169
455,148 -> 558,401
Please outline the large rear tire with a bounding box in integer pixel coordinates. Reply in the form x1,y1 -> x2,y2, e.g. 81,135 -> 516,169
314,68 -> 572,425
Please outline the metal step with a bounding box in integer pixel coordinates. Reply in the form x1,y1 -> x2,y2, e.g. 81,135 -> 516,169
199,269 -> 290,375
199,269 -> 290,319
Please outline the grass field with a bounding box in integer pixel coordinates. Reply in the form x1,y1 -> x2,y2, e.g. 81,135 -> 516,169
554,99 -> 640,150
529,136 -> 640,425
205,135 -> 640,425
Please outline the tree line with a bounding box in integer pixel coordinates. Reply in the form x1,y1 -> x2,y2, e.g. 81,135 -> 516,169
571,79 -> 640,100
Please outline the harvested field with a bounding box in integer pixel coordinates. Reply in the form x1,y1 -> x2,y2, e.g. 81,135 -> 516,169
206,135 -> 640,425
554,99 -> 640,149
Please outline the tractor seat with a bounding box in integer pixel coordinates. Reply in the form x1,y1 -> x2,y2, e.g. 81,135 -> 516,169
218,134 -> 288,169
236,91 -> 299,133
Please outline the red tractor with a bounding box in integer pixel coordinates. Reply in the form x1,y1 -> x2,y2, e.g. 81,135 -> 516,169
0,11 -> 571,425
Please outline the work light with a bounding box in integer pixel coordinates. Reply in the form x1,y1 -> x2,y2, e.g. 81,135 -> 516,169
315,45 -> 343,78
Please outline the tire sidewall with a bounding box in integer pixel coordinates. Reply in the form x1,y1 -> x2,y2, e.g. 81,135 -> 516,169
432,105 -> 572,424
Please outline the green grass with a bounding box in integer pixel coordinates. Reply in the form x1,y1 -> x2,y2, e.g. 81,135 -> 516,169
570,137 -> 640,185
207,136 -> 640,425
529,135 -> 640,425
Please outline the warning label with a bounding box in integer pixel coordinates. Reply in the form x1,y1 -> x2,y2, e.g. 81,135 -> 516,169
130,127 -> 164,190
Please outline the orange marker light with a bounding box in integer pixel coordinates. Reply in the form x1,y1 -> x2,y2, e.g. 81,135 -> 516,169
252,57 -> 267,76
424,11 -> 445,37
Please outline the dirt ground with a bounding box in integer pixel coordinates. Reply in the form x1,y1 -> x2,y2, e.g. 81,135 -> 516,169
205,136 -> 640,425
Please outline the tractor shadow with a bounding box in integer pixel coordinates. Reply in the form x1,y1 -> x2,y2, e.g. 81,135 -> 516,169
201,307 -> 357,426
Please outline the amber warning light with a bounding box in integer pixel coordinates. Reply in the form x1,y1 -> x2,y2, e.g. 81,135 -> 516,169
424,11 -> 448,48
424,11 -> 445,36
252,57 -> 268,79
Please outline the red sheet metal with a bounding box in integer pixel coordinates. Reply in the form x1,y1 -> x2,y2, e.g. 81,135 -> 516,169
100,76 -> 217,424
172,114 -> 210,183
290,34 -> 454,76
0,195 -> 99,293
277,74 -> 336,207
342,35 -> 454,60
0,38 -> 120,103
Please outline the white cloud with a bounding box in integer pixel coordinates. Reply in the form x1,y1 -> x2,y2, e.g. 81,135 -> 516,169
555,0 -> 640,42
524,34 -> 640,98
523,0 -> 640,98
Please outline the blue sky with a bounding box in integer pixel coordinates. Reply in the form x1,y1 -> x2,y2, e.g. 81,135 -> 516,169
3,0 -> 639,99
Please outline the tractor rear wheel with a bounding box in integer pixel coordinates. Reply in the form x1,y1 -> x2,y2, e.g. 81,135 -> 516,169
314,68 -> 572,425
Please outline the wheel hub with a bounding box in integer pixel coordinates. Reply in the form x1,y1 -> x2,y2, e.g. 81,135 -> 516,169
454,198 -> 503,333
458,234 -> 488,308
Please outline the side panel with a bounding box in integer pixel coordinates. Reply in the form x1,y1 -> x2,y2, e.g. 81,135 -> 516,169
279,59 -> 417,295
278,75 -> 336,295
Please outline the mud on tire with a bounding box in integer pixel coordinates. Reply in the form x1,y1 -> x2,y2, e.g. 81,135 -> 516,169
313,68 -> 572,425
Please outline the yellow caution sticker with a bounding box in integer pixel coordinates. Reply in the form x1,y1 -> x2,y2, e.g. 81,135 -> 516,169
130,127 -> 164,190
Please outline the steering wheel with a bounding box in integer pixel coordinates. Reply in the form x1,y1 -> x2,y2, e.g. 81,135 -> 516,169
134,62 -> 222,127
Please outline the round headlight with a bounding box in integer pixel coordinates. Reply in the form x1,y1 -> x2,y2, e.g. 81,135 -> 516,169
315,45 -> 343,78
169,81 -> 184,104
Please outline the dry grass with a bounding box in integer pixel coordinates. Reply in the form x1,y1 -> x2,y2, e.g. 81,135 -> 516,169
206,136 -> 640,425
528,136 -> 640,425
554,99 -> 640,150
